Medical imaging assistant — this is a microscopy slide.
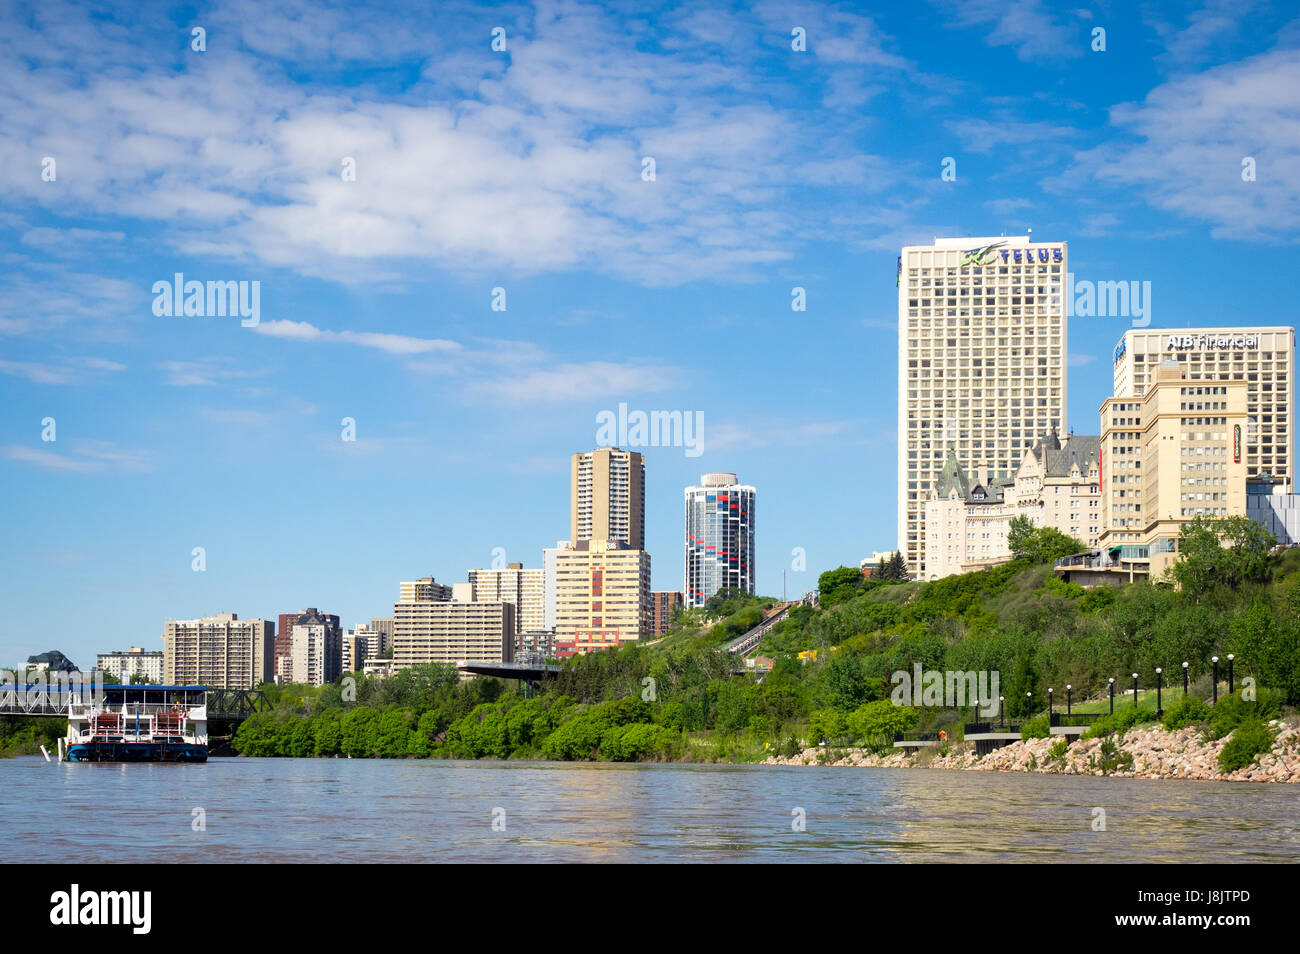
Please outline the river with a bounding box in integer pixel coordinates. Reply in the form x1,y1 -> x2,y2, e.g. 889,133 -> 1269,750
3,757 -> 1297,862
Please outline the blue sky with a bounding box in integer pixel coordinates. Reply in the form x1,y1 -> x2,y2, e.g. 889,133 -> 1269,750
2,0 -> 1298,667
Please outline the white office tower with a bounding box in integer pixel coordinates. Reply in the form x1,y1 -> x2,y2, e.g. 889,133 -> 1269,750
898,235 -> 1068,578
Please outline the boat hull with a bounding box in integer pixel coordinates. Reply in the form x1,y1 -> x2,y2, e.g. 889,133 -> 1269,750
66,742 -> 207,763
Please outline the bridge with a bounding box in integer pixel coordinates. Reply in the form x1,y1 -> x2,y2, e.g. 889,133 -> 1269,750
724,602 -> 794,658
0,684 -> 270,722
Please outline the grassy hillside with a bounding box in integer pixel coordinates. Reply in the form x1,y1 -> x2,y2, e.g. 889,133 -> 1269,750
232,533 -> 1300,763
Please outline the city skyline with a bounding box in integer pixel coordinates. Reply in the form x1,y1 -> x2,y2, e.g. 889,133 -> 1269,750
5,2 -> 1300,665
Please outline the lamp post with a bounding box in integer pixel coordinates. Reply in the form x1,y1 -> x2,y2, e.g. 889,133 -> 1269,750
1212,656 -> 1219,704
1066,684 -> 1073,716
1048,687 -> 1054,719
1155,667 -> 1163,718
1227,654 -> 1235,695
1108,678 -> 1115,715
999,696 -> 1005,728
1026,691 -> 1033,719
1132,672 -> 1139,709
1182,661 -> 1189,697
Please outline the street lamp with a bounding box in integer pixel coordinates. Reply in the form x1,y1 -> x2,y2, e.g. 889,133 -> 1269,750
1227,654 -> 1235,695
1108,677 -> 1115,715
1212,656 -> 1219,704
1026,691 -> 1033,718
1182,661 -> 1189,697
1048,687 -> 1054,718
1155,667 -> 1163,718
1066,684 -> 1073,716
1132,672 -> 1139,709
999,695 -> 1005,728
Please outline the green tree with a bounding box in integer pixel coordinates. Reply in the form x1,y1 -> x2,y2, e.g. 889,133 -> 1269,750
817,566 -> 862,597
1170,515 -> 1276,595
1008,516 -> 1085,564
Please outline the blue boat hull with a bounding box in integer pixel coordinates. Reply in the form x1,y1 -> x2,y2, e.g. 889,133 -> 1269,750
66,742 -> 207,763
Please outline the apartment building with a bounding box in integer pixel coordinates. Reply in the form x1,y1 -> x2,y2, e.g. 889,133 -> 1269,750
162,613 -> 274,689
466,563 -> 545,634
570,448 -> 645,549
553,539 -> 651,656
95,647 -> 164,683
392,599 -> 514,669
684,473 -> 756,607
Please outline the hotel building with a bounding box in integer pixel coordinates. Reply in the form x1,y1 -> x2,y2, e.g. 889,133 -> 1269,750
898,235 -> 1068,578
684,473 -> 756,607
1111,327 -> 1293,491
1099,360 -> 1249,578
570,448 -> 645,549
162,613 -> 275,689
923,430 -> 1100,581
553,539 -> 651,656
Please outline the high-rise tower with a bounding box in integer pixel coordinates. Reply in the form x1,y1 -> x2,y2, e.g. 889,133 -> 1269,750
570,448 -> 645,548
684,473 -> 756,607
898,235 -> 1068,578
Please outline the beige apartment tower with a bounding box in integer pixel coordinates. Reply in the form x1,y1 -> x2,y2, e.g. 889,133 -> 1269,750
466,563 -> 545,634
1099,361 -> 1249,579
1111,327 -> 1293,491
570,448 -> 645,549
392,599 -> 515,669
554,540 -> 651,654
162,613 -> 275,689
898,236 -> 1068,578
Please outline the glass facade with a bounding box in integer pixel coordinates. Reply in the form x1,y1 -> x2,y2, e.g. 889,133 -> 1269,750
684,475 -> 756,607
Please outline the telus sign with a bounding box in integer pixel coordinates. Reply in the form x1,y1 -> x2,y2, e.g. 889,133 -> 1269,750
959,241 -> 1064,267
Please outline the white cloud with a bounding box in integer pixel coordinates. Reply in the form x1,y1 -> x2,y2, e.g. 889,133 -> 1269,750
253,320 -> 461,355
0,357 -> 126,384
1064,47 -> 1300,241
158,360 -> 262,387
929,0 -> 1084,63
0,0 -> 906,288
3,439 -> 152,473
464,361 -> 685,403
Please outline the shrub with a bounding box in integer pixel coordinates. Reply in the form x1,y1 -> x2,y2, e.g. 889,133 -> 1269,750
1021,715 -> 1050,740
1089,737 -> 1135,776
1207,689 -> 1284,740
1217,720 -> 1276,773
1161,696 -> 1210,731
1047,738 -> 1069,762
845,699 -> 918,753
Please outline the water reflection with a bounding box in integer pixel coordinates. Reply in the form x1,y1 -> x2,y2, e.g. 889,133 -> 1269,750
2,758 -> 1295,863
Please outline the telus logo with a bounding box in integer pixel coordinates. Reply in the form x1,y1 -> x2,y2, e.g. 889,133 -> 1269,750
49,884 -> 151,935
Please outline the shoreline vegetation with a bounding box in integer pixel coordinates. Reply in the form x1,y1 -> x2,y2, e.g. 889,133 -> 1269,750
218,518 -> 1300,784
9,517 -> 1297,786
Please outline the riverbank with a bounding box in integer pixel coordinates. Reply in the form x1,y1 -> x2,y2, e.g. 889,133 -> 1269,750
762,719 -> 1300,783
